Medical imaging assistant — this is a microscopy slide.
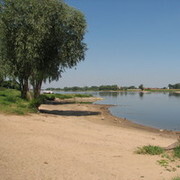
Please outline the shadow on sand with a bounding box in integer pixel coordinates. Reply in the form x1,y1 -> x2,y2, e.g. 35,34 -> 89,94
40,109 -> 101,116
45,101 -> 76,105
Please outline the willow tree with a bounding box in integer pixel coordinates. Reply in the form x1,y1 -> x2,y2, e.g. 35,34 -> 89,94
0,0 -> 87,99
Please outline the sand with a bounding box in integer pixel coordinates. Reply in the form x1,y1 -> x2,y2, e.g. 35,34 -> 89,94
0,101 -> 180,180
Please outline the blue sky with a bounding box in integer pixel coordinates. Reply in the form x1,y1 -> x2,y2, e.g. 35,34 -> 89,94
44,0 -> 180,88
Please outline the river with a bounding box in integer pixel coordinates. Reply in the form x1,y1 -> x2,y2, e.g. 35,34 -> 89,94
56,91 -> 180,131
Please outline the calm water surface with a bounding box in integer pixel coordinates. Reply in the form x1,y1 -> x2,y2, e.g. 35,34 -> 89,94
93,91 -> 180,131
56,91 -> 180,131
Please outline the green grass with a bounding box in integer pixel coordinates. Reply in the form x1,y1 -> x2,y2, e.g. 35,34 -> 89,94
0,88 -> 37,115
172,177 -> 180,180
45,93 -> 93,99
174,146 -> 180,158
136,144 -> 180,172
136,145 -> 164,155
0,89 -> 94,115
157,159 -> 169,168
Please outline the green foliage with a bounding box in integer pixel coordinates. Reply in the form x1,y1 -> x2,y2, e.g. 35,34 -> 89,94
47,85 -> 139,92
61,85 -> 120,91
29,95 -> 46,109
136,145 -> 164,155
99,85 -> 119,91
138,84 -> 144,91
157,159 -> 169,168
169,83 -> 180,89
161,153 -> 175,162
44,93 -> 92,100
136,144 -> 180,172
174,146 -> 180,158
72,94 -> 92,98
0,80 -> 20,90
44,94 -> 56,101
0,0 -> 87,99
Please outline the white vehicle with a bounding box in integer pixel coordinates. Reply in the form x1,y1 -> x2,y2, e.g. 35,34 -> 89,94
42,90 -> 54,94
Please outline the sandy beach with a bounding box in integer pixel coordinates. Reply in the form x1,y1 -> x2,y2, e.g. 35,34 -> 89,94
0,100 -> 180,180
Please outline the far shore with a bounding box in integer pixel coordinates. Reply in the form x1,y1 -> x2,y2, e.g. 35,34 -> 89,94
45,89 -> 180,93
0,97 -> 180,180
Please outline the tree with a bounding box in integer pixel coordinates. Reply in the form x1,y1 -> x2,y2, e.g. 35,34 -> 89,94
0,0 -> 87,99
139,84 -> 144,91
168,83 -> 180,89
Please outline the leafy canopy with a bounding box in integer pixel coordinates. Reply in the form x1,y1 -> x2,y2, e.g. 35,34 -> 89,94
0,0 -> 87,98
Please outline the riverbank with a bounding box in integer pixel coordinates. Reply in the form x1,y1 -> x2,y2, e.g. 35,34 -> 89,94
0,101 -> 180,180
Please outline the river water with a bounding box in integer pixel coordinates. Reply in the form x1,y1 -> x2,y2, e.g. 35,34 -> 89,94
56,91 -> 180,131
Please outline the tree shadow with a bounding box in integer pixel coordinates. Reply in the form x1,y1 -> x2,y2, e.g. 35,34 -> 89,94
40,109 -> 101,116
45,101 -> 75,105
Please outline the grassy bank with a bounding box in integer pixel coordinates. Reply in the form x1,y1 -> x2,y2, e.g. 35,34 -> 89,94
44,93 -> 93,100
0,88 -> 93,115
0,88 -> 36,115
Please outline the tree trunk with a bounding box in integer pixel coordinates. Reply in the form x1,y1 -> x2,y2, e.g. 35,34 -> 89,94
33,80 -> 42,99
20,78 -> 29,99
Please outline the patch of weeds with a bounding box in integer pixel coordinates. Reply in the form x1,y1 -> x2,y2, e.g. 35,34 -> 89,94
158,152 -> 179,172
157,159 -> 169,168
137,144 -> 180,173
157,159 -> 177,172
44,94 -> 55,100
161,153 -> 175,162
136,145 -> 164,155
172,176 -> 180,180
174,146 -> 180,158
73,94 -> 93,98
48,93 -> 93,99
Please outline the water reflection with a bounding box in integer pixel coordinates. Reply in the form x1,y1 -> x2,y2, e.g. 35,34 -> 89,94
99,92 -> 120,97
139,92 -> 144,99
98,91 -> 138,97
169,93 -> 180,98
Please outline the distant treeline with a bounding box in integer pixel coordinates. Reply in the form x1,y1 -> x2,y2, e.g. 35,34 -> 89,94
46,85 -> 137,91
168,83 -> 180,89
46,83 -> 180,92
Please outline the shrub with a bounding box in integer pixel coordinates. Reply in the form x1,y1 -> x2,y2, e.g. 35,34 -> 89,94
45,94 -> 55,101
29,95 -> 46,109
136,145 -> 164,155
174,146 -> 180,158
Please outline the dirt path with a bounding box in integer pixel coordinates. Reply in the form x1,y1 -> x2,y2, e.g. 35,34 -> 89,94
0,103 -> 179,180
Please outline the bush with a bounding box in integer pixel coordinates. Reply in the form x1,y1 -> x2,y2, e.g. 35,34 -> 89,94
136,145 -> 164,155
29,95 -> 46,109
45,94 -> 55,101
174,146 -> 180,158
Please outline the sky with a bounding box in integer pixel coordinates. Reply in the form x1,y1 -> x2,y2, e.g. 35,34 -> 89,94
43,0 -> 180,89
